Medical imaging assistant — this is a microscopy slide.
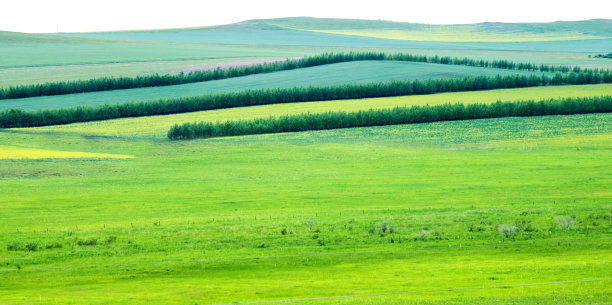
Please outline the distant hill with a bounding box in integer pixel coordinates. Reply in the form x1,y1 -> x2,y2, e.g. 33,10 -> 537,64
56,17 -> 612,43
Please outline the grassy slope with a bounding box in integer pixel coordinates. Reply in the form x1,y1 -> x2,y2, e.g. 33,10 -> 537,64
24,84 -> 612,138
1,113 -> 611,304
0,61 -> 552,111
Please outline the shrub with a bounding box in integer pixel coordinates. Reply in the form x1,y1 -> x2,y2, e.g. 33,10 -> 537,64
45,242 -> 63,249
77,238 -> 98,246
419,230 -> 430,240
6,242 -> 22,251
105,236 -> 117,245
378,221 -> 388,234
556,216 -> 576,230
24,242 -> 38,252
498,225 -> 519,238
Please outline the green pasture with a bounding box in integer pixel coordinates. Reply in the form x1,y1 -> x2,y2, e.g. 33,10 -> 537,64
0,61 -> 552,111
23,84 -> 612,138
1,112 -> 611,304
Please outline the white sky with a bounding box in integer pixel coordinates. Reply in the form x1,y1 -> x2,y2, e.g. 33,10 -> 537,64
1,0 -> 611,33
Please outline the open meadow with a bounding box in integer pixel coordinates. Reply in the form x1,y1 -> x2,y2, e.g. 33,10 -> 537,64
1,17 -> 611,304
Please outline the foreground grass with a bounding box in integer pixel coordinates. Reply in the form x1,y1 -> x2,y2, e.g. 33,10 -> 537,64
23,83 -> 612,138
1,113 -> 611,303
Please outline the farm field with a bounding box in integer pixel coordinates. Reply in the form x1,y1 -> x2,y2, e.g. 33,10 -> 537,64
1,16 -> 612,305
0,60 -> 553,111
23,83 -> 612,138
1,113 -> 611,304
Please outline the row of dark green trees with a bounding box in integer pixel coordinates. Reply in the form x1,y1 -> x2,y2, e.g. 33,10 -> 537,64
167,96 -> 612,140
2,72 -> 611,129
2,52 -> 611,100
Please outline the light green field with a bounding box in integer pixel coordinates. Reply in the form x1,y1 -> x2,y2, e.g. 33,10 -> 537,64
1,113 -> 611,304
0,144 -> 133,160
24,84 -> 612,138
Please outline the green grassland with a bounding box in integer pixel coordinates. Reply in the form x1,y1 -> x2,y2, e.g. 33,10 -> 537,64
23,84 -> 612,138
0,61 -> 554,111
1,112 -> 611,304
2,17 -> 611,304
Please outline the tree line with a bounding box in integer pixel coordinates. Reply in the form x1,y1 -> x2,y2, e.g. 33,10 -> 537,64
167,95 -> 612,140
2,72 -> 611,129
2,52 -> 610,100
592,53 -> 612,59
